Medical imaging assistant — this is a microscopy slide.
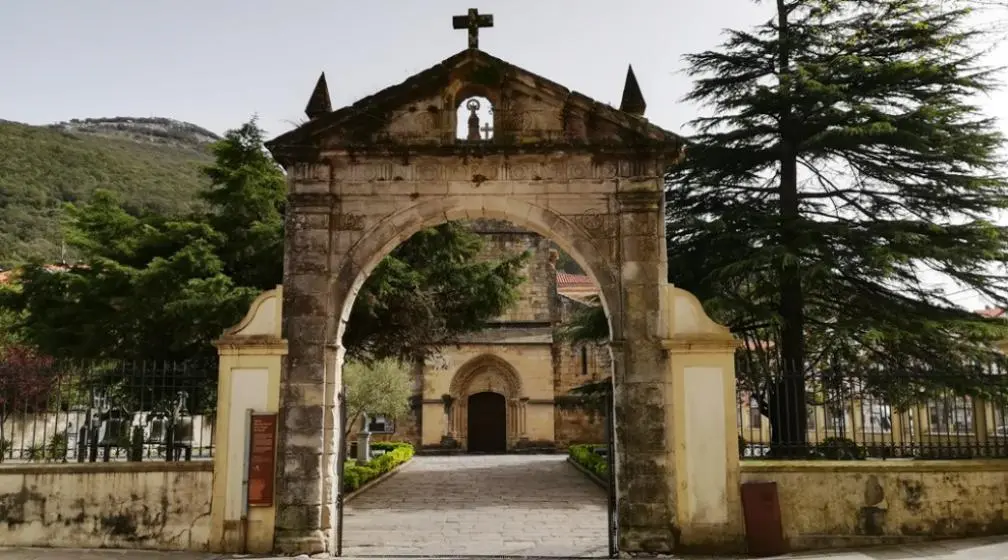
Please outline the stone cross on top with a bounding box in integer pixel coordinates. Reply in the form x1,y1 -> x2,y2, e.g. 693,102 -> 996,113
452,8 -> 493,49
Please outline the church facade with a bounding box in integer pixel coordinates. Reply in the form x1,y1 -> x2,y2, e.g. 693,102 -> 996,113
370,219 -> 610,451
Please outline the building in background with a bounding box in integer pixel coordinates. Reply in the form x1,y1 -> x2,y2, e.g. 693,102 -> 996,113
370,219 -> 610,452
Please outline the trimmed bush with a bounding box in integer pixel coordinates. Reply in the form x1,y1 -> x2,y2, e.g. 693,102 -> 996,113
343,441 -> 414,492
569,443 -> 608,479
815,437 -> 865,460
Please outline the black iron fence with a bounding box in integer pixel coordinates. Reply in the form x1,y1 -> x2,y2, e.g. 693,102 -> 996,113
0,356 -> 217,464
737,365 -> 1008,460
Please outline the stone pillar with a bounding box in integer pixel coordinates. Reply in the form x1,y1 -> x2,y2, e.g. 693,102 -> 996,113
661,286 -> 744,553
356,429 -> 372,465
611,189 -> 676,553
519,398 -> 529,439
209,287 -> 286,554
274,195 -> 334,554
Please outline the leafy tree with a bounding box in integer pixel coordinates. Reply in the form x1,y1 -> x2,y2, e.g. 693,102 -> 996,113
554,296 -> 612,413
669,0 -> 1008,454
0,344 -> 60,462
341,358 -> 413,440
2,119 -> 527,364
556,295 -> 609,346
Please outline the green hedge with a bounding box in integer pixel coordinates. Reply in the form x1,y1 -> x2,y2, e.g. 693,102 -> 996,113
343,441 -> 414,492
569,443 -> 608,479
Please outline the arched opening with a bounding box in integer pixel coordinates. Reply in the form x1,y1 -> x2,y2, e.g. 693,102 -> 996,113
333,207 -> 617,556
466,391 -> 507,453
455,95 -> 494,141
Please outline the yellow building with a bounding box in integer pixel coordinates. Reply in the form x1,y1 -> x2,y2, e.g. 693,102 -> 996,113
368,219 -> 610,451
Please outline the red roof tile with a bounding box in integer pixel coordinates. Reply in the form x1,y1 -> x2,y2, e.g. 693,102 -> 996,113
556,272 -> 593,289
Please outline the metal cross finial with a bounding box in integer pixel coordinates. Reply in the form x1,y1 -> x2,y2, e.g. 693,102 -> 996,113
452,8 -> 493,49
480,122 -> 493,140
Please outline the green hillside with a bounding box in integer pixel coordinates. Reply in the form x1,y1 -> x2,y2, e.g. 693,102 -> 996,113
0,118 -> 216,266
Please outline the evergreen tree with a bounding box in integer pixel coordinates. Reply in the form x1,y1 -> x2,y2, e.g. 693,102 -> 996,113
669,0 -> 1008,454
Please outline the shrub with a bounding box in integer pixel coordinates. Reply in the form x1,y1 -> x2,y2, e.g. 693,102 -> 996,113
342,441 -> 414,493
815,437 -> 865,460
569,443 -> 608,479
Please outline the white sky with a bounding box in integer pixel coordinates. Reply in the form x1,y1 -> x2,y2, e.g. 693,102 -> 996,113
2,0 -> 1007,309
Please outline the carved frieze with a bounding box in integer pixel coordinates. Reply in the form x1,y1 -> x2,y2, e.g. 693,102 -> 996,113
416,164 -> 443,182
332,212 -> 366,231
594,162 -> 619,179
288,192 -> 335,210
565,162 -> 591,180
291,163 -> 330,183
616,190 -> 662,213
572,210 -> 619,240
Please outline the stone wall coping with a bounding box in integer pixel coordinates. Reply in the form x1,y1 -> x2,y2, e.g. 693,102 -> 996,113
741,459 -> 1008,474
0,460 -> 214,476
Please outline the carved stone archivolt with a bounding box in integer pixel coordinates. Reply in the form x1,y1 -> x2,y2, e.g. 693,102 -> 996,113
572,210 -> 618,240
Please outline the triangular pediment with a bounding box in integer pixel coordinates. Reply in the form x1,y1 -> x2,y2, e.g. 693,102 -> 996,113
266,49 -> 683,163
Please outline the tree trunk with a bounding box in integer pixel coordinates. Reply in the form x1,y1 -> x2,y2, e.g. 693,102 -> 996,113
773,0 -> 809,457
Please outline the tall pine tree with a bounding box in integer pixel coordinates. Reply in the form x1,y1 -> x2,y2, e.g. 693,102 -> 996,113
669,0 -> 1008,454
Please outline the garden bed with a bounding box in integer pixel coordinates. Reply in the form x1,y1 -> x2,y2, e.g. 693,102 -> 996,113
343,441 -> 414,501
567,443 -> 608,488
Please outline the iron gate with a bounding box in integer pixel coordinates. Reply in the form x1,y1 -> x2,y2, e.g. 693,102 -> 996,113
605,388 -> 618,557
335,386 -> 348,557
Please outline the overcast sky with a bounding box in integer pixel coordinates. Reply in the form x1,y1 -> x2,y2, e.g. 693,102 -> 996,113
3,0 -> 1008,309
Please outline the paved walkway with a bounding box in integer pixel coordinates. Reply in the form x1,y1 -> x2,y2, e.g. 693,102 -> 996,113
341,453 -> 610,557
2,536 -> 1007,558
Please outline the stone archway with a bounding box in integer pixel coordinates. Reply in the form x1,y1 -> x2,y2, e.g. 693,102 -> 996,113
262,46 -> 741,556
446,354 -> 525,450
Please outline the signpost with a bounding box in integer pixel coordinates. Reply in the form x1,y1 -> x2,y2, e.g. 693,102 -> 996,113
247,413 -> 277,508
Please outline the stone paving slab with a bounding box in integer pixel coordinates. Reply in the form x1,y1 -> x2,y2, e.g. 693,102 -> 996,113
340,454 -> 610,558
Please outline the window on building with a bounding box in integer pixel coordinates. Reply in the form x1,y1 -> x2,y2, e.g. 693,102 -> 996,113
928,396 -> 973,434
826,405 -> 848,432
581,346 -> 589,376
862,399 -> 893,433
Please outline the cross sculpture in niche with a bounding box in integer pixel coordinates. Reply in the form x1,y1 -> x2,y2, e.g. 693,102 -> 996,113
452,8 -> 493,49
481,122 -> 493,140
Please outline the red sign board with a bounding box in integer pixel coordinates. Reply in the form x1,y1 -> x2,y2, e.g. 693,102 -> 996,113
248,413 -> 277,507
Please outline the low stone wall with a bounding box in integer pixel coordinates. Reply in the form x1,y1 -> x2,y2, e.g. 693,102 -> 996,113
741,460 -> 1008,552
0,461 -> 212,550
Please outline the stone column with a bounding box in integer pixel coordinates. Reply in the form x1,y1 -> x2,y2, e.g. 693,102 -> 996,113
519,398 -> 529,439
611,188 -> 676,553
508,399 -> 517,440
274,193 -> 334,554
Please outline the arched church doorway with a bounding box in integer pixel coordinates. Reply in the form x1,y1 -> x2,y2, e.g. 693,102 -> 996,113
466,391 -> 507,453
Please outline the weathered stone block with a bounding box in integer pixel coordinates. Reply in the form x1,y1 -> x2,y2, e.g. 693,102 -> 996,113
280,445 -> 323,480
286,352 -> 326,384
284,405 -> 327,435
275,503 -> 323,531
619,500 -> 673,528
285,315 -> 328,344
282,382 -> 327,407
284,288 -> 329,319
276,477 -> 326,506
616,420 -> 665,450
623,474 -> 670,504
619,527 -> 677,555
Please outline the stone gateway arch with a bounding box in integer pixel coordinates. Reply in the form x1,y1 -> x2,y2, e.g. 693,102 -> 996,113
253,42 -> 742,556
